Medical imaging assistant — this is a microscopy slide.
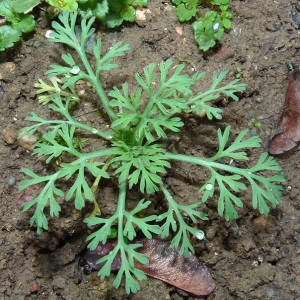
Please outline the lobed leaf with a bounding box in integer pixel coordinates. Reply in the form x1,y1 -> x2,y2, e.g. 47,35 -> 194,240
159,184 -> 207,256
135,62 -> 156,92
0,25 -> 21,51
77,0 -> 109,19
109,83 -> 142,128
21,171 -> 64,233
85,215 -> 118,248
176,1 -> 198,22
46,0 -> 78,12
97,41 -> 130,72
170,226 -> 197,256
212,126 -> 261,160
199,174 -> 216,203
123,199 -> 161,240
112,143 -> 169,194
61,160 -> 109,209
136,115 -> 184,142
97,246 -> 120,279
49,11 -> 80,47
217,179 -> 243,220
33,124 -> 77,162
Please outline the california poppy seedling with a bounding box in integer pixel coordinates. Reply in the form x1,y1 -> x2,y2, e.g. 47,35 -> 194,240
20,12 -> 285,294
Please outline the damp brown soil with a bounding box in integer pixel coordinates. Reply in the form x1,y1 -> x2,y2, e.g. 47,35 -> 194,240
1,1 -> 300,299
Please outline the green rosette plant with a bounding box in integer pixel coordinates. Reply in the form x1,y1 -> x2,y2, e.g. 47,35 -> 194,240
20,12 -> 285,294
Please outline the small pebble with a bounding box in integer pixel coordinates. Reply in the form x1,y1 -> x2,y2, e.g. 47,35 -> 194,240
262,38 -> 274,55
175,26 -> 183,36
293,235 -> 300,246
30,283 -> 38,294
266,286 -> 275,297
272,21 -> 282,31
45,30 -> 54,39
0,85 -> 4,100
135,8 -> 151,21
7,175 -> 16,187
18,134 -> 37,151
250,126 -> 260,136
252,215 -> 269,231
265,21 -> 281,32
0,62 -> 17,82
2,128 -> 18,145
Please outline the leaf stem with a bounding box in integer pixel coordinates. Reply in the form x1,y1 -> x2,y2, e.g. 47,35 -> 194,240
90,157 -> 113,217
26,118 -> 112,141
165,151 -> 249,176
117,177 -> 127,235
73,46 -> 117,121
187,80 -> 247,106
71,148 -> 118,163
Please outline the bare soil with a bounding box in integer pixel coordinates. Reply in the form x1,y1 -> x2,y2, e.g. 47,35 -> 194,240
1,1 -> 300,299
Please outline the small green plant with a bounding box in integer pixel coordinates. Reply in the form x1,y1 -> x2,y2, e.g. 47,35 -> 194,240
20,12 -> 285,294
251,118 -> 261,128
0,0 -> 38,51
0,0 -> 148,51
46,0 -> 148,27
172,0 -> 233,51
45,0 -> 78,12
235,66 -> 242,79
34,77 -> 79,105
172,0 -> 198,22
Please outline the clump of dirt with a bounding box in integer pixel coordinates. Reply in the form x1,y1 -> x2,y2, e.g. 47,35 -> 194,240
0,1 -> 299,299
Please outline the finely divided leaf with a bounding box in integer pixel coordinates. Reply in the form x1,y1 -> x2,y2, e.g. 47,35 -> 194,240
170,225 -> 197,256
217,179 -> 243,220
85,215 -> 118,247
110,83 -> 142,128
188,71 -> 247,119
61,160 -> 109,209
21,171 -> 64,233
135,63 -> 156,91
123,199 -> 161,239
212,126 -> 261,160
249,152 -> 283,172
112,143 -> 169,194
49,12 -> 80,47
98,41 -> 130,71
33,124 -> 77,162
